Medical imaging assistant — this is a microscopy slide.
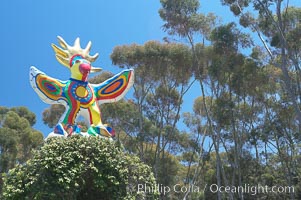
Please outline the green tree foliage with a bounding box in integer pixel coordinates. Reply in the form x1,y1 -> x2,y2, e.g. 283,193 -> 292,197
110,41 -> 194,194
157,1 -> 301,199
159,0 -> 216,39
0,127 -> 17,174
42,104 -> 65,128
222,0 -> 301,128
0,106 -> 43,197
0,106 -> 43,170
2,136 -> 159,200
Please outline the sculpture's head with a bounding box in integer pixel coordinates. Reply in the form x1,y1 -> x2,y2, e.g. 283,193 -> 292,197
51,36 -> 101,82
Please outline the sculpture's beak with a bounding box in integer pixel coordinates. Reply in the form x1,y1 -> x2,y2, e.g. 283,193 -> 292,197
91,67 -> 102,73
79,63 -> 91,75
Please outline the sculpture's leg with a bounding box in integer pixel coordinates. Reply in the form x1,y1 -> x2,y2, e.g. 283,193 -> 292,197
54,103 -> 81,136
86,102 -> 113,137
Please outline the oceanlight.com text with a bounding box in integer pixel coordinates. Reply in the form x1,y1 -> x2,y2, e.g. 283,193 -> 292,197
209,184 -> 295,195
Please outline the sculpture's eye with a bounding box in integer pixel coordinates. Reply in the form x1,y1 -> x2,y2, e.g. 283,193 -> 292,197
70,55 -> 84,67
71,59 -> 81,66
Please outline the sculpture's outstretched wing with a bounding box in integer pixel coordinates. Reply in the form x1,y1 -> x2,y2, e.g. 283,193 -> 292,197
93,69 -> 134,104
29,66 -> 66,104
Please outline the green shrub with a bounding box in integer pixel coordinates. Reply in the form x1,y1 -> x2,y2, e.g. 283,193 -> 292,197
2,136 -> 159,200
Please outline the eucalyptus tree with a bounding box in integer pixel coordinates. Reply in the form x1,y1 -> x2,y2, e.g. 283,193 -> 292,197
110,41 -> 194,192
221,0 -> 301,128
220,1 -> 301,199
158,1 -> 231,199
158,1 -> 280,200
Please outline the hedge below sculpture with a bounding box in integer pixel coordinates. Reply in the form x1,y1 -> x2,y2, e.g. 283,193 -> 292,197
2,136 -> 159,200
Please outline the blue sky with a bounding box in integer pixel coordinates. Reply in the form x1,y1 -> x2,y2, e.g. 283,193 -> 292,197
0,0 -> 300,135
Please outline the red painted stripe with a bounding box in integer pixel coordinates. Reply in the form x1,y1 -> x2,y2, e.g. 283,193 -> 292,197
67,82 -> 80,124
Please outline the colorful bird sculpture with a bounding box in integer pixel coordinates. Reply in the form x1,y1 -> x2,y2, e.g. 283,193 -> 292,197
29,36 -> 134,138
